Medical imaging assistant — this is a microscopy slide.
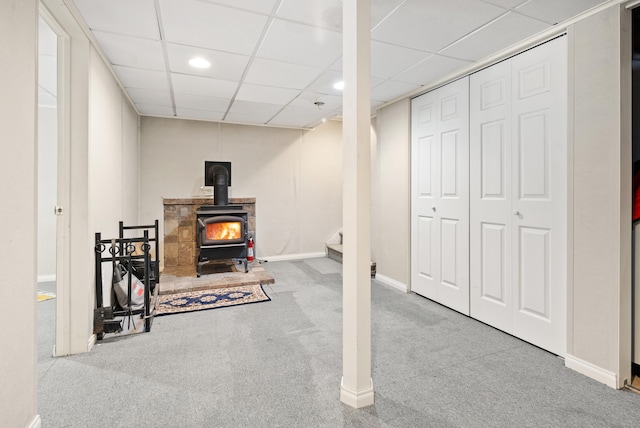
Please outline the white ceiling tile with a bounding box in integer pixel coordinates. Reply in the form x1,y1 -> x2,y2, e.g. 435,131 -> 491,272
394,55 -> 472,86
136,103 -> 175,116
371,0 -> 505,52
73,0 -> 160,39
257,19 -> 342,68
175,108 -> 225,121
371,0 -> 410,28
171,73 -> 238,98
126,88 -> 173,107
73,0 -> 603,128
268,105 -> 326,128
226,100 -> 283,123
166,43 -> 250,81
113,66 -> 170,92
235,84 -> 299,105
174,93 -> 230,112
202,0 -> 278,15
371,81 -> 420,103
290,92 -> 342,111
480,0 -> 529,9
306,70 -> 343,96
371,41 -> 432,79
276,0 -> 343,30
94,31 -> 166,71
244,58 -> 323,89
224,112 -> 267,125
274,0 -> 408,30
160,0 -> 268,55
516,0 -> 606,24
440,12 -> 549,61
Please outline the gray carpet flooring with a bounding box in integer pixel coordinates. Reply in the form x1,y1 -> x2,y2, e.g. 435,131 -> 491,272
37,257 -> 640,427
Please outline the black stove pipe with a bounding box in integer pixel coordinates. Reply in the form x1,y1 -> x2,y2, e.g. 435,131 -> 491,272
206,164 -> 228,206
214,172 -> 228,206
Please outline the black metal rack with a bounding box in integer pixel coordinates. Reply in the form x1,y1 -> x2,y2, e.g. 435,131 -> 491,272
119,220 -> 161,288
93,221 -> 160,339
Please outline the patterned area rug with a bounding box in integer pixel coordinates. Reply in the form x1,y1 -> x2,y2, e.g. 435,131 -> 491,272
155,284 -> 270,316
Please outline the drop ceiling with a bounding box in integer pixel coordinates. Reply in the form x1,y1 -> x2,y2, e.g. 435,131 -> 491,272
55,0 -> 607,129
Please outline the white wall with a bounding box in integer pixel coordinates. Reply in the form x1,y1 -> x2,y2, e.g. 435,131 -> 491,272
373,99 -> 411,289
88,46 -> 140,305
566,4 -> 632,387
139,117 -> 342,261
0,0 -> 39,426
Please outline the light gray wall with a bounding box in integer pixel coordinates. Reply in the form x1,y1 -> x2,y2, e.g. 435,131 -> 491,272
568,5 -> 632,386
139,117 -> 342,261
374,99 -> 411,287
0,0 -> 38,426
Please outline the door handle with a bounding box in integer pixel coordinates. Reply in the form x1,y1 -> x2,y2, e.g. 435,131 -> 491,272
513,210 -> 520,216
431,206 -> 436,212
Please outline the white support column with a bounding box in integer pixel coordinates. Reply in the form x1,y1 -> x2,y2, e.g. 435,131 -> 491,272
341,0 -> 374,408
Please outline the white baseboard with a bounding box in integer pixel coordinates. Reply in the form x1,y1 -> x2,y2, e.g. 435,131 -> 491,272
565,354 -> 618,388
87,334 -> 97,352
261,252 -> 326,262
375,274 -> 409,293
340,377 -> 374,408
37,274 -> 56,283
29,415 -> 42,428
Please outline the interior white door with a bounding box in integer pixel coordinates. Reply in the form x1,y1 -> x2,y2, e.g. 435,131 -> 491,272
469,59 -> 513,333
470,36 -> 567,355
411,77 -> 469,315
510,37 -> 567,355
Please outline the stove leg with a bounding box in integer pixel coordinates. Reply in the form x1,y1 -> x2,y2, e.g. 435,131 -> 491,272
244,259 -> 248,273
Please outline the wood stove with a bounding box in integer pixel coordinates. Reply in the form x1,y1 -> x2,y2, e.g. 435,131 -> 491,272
196,205 -> 248,276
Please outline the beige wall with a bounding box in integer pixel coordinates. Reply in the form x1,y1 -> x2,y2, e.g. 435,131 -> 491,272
139,117 -> 342,261
567,5 -> 632,387
373,99 -> 411,288
88,47 -> 140,305
0,0 -> 39,426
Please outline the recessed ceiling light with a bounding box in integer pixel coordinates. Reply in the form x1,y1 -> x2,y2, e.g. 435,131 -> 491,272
333,81 -> 345,90
188,57 -> 211,69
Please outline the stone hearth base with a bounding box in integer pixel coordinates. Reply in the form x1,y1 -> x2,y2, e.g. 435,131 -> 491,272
159,261 -> 274,295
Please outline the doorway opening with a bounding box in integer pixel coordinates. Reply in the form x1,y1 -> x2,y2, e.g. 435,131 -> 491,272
631,5 -> 640,385
37,15 -> 58,357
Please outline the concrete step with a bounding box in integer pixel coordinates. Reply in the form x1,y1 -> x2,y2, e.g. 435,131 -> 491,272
326,243 -> 376,277
327,243 -> 343,263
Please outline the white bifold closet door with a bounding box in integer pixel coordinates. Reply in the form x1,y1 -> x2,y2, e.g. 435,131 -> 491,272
411,77 -> 470,315
470,36 -> 567,356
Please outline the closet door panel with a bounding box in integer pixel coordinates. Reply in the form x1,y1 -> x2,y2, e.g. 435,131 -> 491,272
412,77 -> 469,315
412,93 -> 440,299
511,37 -> 567,356
470,60 -> 513,331
434,78 -> 470,314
